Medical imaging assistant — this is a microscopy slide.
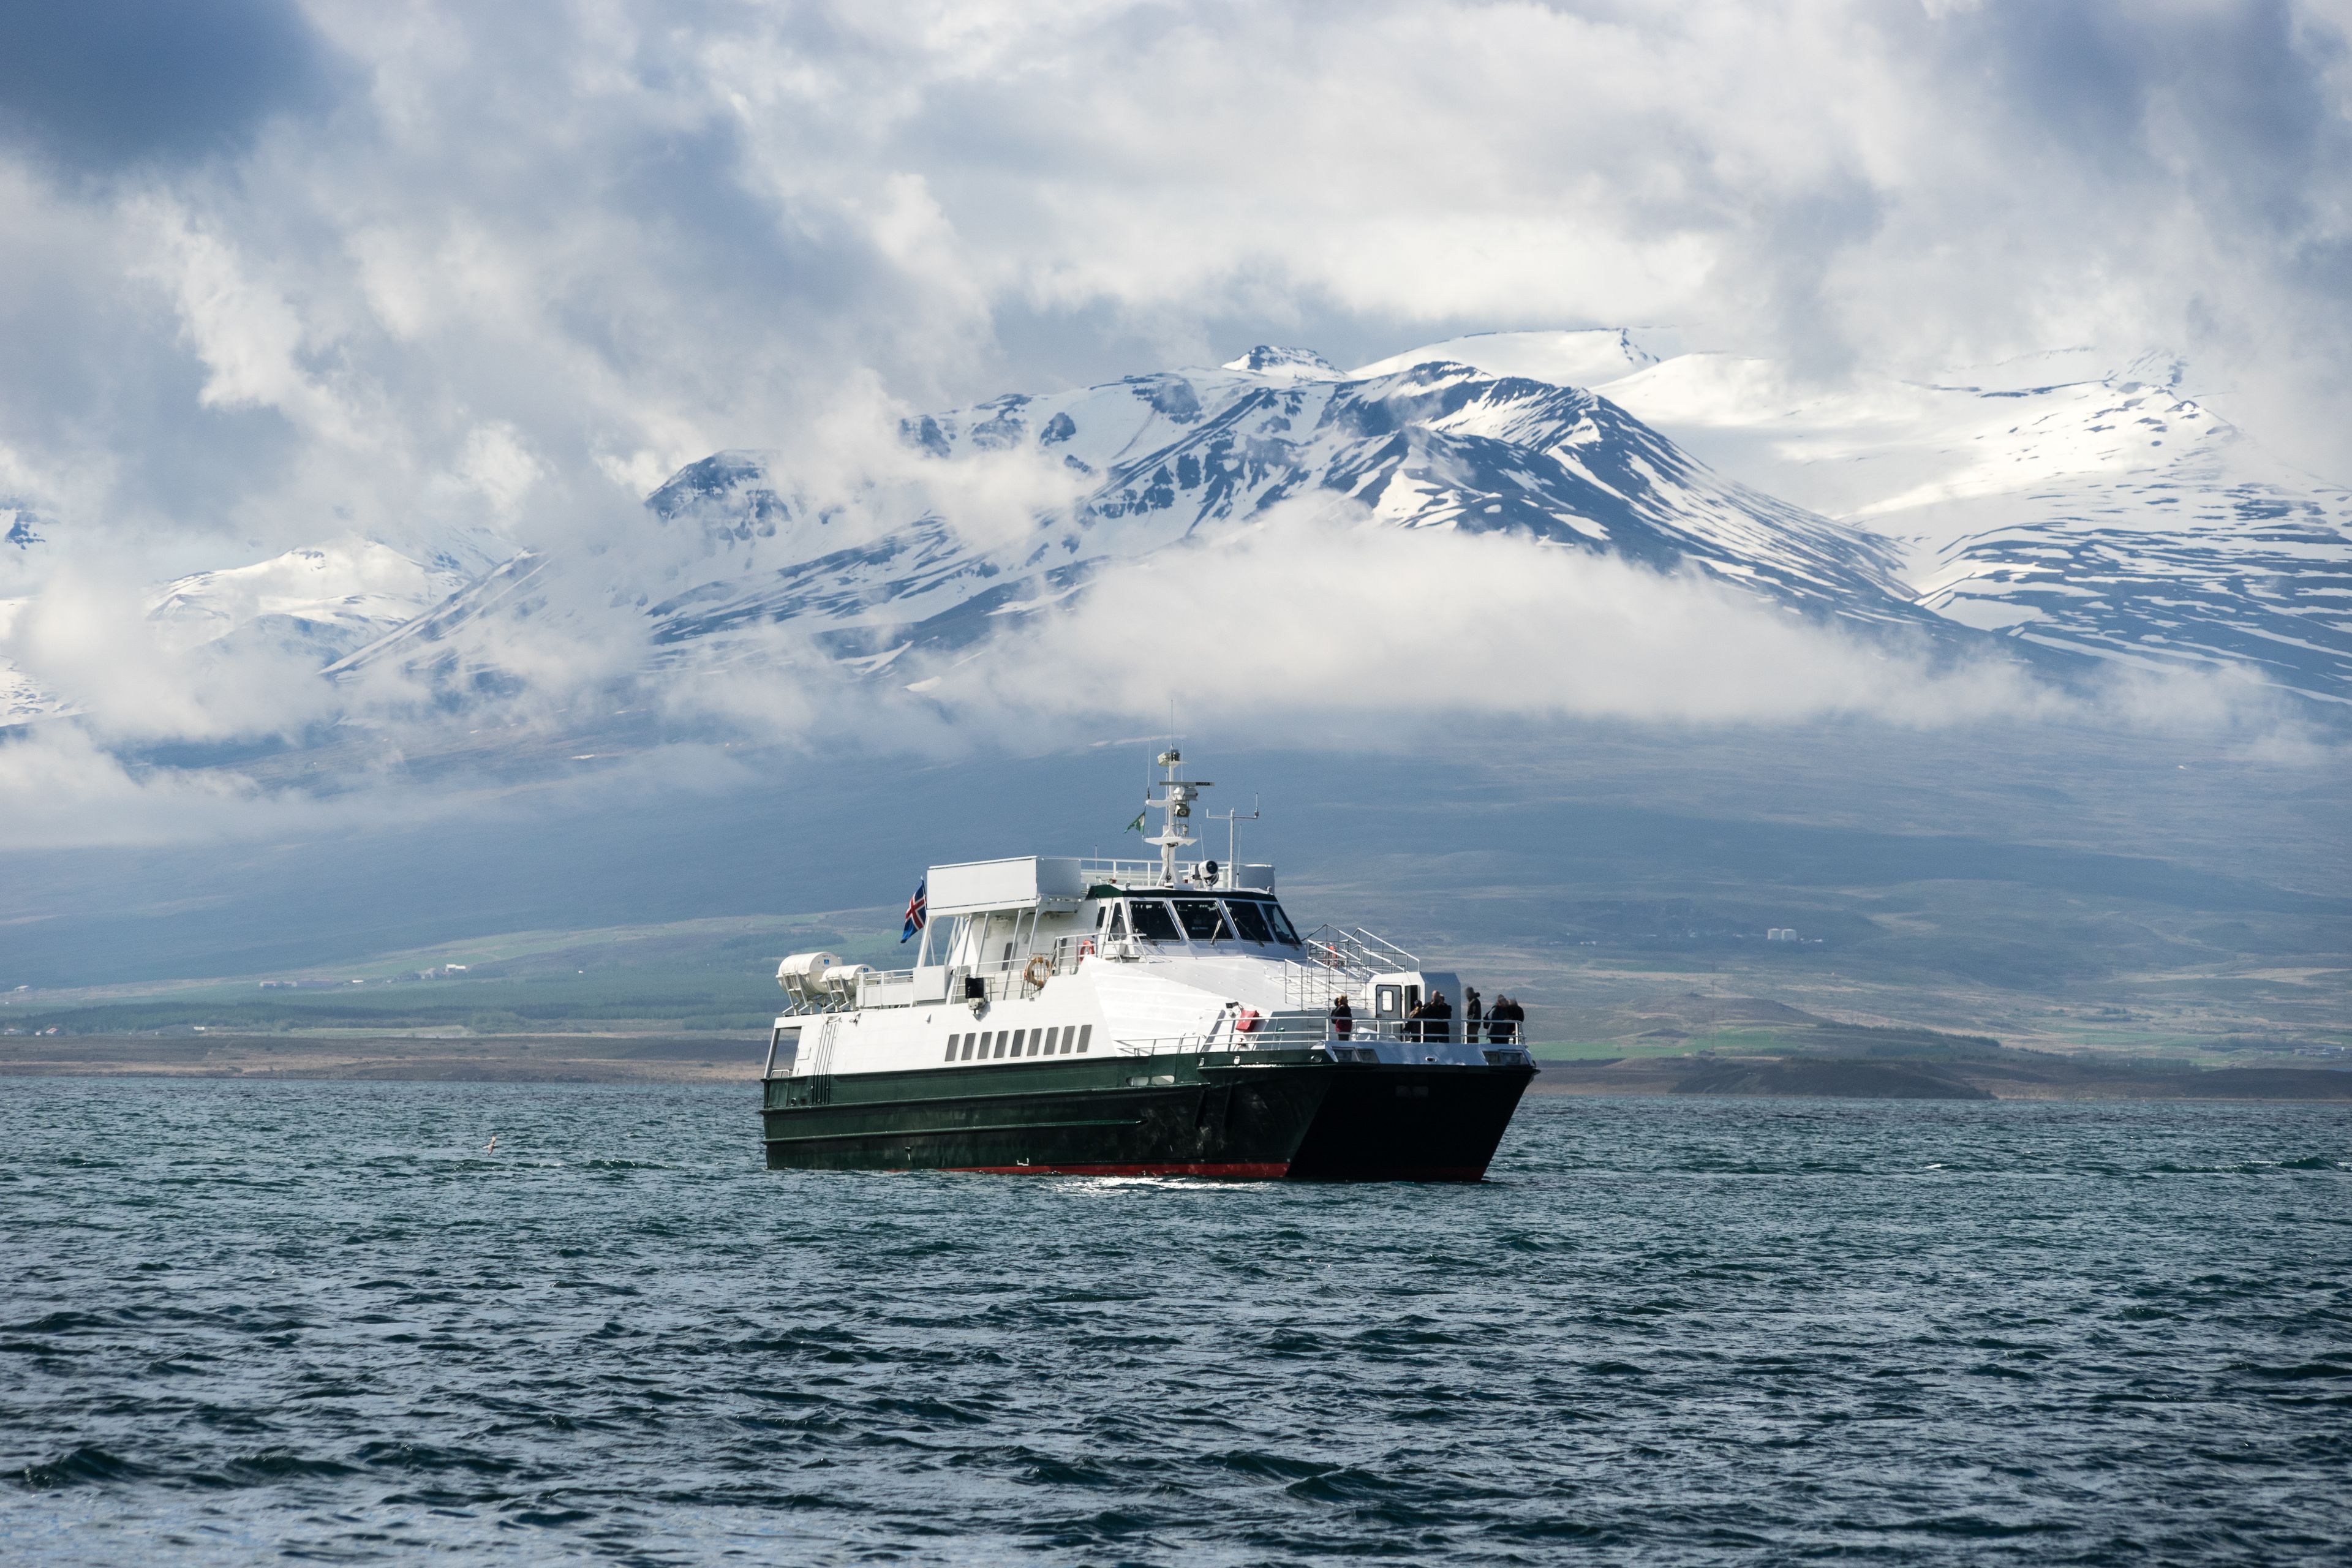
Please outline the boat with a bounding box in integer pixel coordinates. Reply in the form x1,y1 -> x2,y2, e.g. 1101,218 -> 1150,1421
760,751 -> 1537,1180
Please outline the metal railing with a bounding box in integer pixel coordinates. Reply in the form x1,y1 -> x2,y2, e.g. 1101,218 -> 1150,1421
1305,925 -> 1420,976
1117,1011 -> 1527,1050
1112,1017 -> 1532,1057
1281,926 -> 1422,1009
1076,858 -> 1267,891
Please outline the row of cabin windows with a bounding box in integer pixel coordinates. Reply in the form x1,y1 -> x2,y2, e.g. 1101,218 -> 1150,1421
946,1023 -> 1093,1063
1100,896 -> 1302,948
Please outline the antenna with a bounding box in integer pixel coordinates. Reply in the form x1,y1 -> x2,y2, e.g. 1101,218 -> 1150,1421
1210,797 -> 1259,886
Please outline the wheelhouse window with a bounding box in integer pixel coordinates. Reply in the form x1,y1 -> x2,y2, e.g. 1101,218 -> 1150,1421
1126,899 -> 1181,943
1172,898 -> 1232,941
1264,903 -> 1302,946
1223,899 -> 1272,944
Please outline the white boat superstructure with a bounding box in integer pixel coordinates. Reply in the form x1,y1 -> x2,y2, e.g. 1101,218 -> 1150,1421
764,752 -> 1519,1082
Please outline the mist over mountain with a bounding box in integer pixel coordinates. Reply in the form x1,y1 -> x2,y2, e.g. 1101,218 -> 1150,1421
307,342 -> 1963,717
6,330 -> 2341,771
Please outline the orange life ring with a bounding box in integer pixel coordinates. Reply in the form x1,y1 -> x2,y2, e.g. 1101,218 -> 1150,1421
1077,938 -> 1096,958
1023,955 -> 1052,989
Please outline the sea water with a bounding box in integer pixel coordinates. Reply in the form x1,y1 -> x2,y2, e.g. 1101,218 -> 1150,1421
2,1080 -> 2346,1565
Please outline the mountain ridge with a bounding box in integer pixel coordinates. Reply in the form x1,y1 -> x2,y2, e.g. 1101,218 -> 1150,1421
312,351 -> 1951,710
6,329 -> 2345,735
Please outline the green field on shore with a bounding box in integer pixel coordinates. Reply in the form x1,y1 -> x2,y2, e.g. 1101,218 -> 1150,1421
0,912 -> 905,1037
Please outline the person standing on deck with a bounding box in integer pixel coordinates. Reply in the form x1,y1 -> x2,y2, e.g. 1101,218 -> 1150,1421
1330,995 -> 1354,1040
1426,990 -> 1454,1046
1464,987 -> 1483,1044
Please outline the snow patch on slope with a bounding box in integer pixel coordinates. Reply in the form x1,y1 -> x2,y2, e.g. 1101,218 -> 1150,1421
146,538 -> 494,660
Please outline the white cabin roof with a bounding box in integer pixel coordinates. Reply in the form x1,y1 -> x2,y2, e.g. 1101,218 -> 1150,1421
927,856 -> 1088,916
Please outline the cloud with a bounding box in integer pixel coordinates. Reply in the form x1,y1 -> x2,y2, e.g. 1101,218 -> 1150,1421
914,504 -> 2054,742
0,497 -> 2330,851
1,0 -> 2344,580
2,562 -> 337,743
0,0 -> 2340,845
0,723 -> 285,848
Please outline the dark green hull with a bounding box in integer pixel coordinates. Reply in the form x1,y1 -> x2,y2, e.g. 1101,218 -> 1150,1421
761,1048 -> 1537,1181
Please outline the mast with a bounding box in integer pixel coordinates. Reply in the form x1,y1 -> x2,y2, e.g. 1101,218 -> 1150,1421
1143,748 -> 1210,885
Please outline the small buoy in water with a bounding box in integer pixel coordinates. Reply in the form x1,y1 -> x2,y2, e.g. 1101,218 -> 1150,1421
484,1134 -> 497,1153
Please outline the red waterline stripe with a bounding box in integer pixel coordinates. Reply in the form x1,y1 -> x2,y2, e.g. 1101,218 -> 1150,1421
955,1161 -> 1292,1180
1289,1165 -> 1488,1183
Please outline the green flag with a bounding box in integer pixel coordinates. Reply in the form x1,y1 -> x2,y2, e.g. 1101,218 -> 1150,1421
1125,811 -> 1147,834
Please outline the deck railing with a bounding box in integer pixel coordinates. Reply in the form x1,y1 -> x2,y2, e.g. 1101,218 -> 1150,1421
1076,858 -> 1273,891
1110,1025 -> 1533,1062
1112,1017 -> 1530,1056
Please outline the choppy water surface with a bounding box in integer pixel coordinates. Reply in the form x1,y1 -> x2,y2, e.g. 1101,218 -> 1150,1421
3,1081 -> 2348,1565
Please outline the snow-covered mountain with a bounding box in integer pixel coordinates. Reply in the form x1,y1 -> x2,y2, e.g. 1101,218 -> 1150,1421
725,353 -> 1932,627
327,347 -> 1946,704
1444,335 -> 2352,704
11,328 -> 2345,738
0,532 -> 514,724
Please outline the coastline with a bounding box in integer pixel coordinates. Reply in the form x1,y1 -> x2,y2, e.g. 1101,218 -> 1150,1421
1528,1051 -> 2352,1102
4,1034 -> 2348,1101
0,1033 -> 760,1084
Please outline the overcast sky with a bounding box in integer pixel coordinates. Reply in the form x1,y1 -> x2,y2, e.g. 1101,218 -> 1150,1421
0,0 -> 2345,580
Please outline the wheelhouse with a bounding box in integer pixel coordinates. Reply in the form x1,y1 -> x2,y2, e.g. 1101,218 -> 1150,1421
1097,889 -> 1303,950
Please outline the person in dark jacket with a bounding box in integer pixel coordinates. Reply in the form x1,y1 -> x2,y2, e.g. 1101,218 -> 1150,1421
1488,997 -> 1517,1046
1464,987 -> 1483,1042
1330,995 -> 1354,1040
1425,990 -> 1453,1046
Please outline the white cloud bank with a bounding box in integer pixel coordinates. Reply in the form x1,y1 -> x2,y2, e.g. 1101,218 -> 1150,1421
3,500 -> 2330,850
911,509 -> 2046,736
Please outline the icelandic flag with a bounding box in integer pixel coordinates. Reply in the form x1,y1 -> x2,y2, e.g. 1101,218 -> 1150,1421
901,878 -> 927,943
